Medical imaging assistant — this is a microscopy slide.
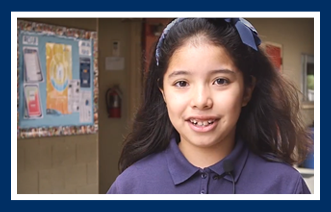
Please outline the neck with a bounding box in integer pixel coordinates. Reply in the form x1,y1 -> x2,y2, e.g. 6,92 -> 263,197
178,133 -> 236,168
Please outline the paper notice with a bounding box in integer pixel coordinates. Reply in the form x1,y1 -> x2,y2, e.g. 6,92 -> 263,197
79,90 -> 92,123
68,80 -> 81,113
79,40 -> 91,56
24,84 -> 43,119
105,57 -> 124,71
23,47 -> 43,82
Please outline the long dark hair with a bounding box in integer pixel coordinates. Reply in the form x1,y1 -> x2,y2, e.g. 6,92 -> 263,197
118,18 -> 312,173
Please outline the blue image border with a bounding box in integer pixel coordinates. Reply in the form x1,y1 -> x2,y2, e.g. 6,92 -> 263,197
8,3 -> 324,212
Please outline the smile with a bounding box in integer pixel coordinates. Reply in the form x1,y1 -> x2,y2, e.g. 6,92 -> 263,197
187,118 -> 219,133
189,119 -> 215,126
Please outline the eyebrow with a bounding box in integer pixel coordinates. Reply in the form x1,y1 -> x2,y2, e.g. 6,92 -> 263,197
168,70 -> 191,78
210,69 -> 236,75
168,69 -> 236,78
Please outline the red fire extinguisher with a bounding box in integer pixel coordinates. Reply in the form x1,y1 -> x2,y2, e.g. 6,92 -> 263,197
106,85 -> 122,118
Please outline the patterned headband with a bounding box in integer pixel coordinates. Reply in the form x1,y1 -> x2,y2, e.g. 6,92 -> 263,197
155,18 -> 261,66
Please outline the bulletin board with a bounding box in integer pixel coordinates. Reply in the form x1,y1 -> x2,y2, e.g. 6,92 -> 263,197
17,20 -> 98,139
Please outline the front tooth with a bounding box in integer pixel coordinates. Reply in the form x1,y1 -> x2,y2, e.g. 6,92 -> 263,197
203,121 -> 208,126
197,122 -> 203,126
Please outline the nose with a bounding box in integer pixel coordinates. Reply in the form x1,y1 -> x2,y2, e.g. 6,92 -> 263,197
190,85 -> 213,110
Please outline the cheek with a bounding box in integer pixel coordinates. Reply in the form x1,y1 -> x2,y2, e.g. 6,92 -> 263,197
163,92 -> 190,123
164,93 -> 187,112
215,89 -> 244,114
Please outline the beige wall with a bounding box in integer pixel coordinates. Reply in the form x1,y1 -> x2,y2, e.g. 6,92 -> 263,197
97,18 -> 131,194
18,135 -> 98,194
247,18 -> 314,126
97,18 -> 142,194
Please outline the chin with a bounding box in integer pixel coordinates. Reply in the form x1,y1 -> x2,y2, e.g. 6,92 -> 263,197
188,137 -> 221,148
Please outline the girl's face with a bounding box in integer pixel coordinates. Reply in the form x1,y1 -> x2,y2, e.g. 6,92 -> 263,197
160,39 -> 254,151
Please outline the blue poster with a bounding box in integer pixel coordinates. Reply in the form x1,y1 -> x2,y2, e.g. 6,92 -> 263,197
80,57 -> 91,88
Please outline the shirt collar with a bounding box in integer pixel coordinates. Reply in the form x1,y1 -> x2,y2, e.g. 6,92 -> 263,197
165,137 -> 249,185
165,137 -> 199,185
209,137 -> 249,183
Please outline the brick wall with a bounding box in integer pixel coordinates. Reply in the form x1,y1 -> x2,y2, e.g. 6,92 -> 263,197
17,134 -> 98,194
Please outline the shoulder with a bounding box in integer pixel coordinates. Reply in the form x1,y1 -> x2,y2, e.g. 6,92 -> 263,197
248,152 -> 300,175
107,151 -> 169,194
243,152 -> 310,193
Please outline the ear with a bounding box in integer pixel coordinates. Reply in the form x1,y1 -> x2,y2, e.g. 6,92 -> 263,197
158,79 -> 166,103
159,87 -> 166,103
242,76 -> 256,107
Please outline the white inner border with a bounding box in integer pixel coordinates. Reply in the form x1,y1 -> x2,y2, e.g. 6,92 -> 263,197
12,12 -> 320,200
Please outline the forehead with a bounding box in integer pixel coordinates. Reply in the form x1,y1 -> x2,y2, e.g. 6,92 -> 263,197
167,38 -> 237,73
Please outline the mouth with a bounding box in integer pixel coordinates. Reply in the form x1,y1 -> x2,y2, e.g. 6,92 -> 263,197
186,116 -> 220,132
189,119 -> 215,127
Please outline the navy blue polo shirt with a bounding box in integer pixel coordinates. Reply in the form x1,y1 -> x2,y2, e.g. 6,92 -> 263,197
107,137 -> 310,194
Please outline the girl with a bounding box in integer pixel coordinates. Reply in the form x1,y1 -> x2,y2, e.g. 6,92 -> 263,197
107,18 -> 312,194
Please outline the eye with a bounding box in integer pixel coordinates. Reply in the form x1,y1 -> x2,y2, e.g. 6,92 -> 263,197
213,78 -> 228,85
174,81 -> 188,87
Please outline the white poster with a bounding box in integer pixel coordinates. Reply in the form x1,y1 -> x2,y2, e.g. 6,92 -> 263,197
23,46 -> 43,82
79,90 -> 92,123
68,80 -> 81,113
